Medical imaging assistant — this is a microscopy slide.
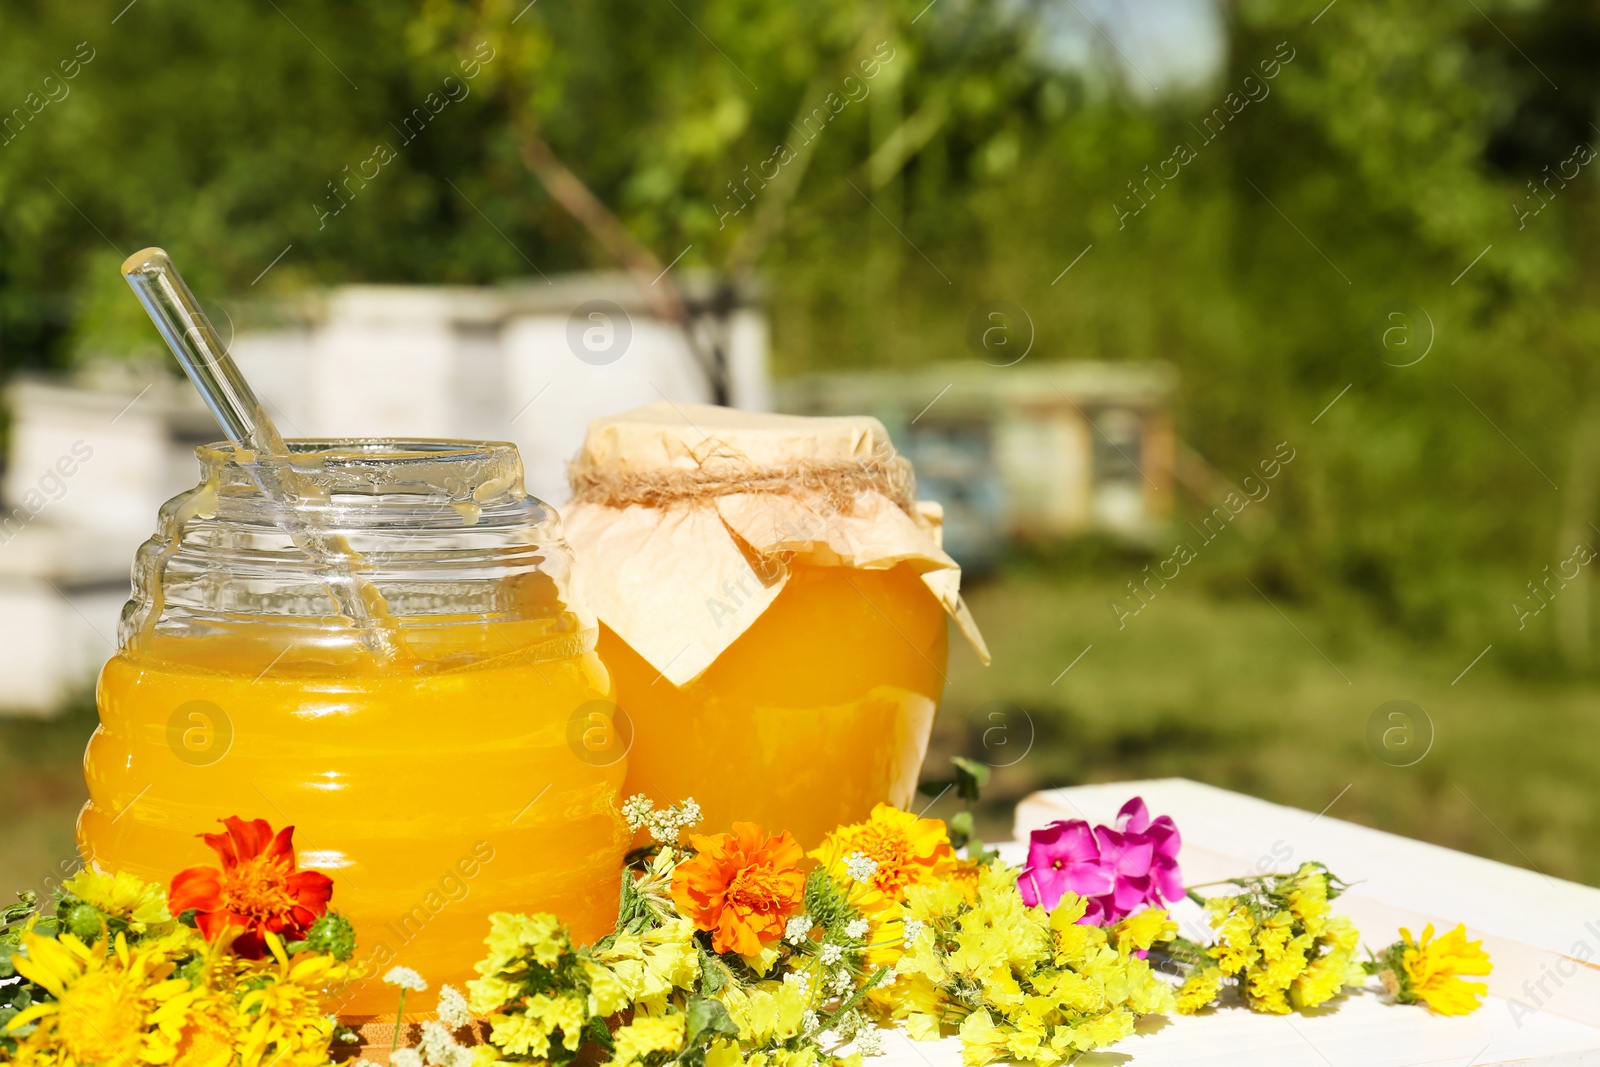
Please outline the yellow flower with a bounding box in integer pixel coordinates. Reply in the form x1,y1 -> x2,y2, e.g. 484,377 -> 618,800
60,869 -> 172,932
720,981 -> 807,1045
1400,924 -> 1492,1016
1255,911 -> 1295,964
1048,896 -> 1106,969
811,805 -> 955,913
888,859 -> 1173,1067
706,1039 -> 744,1067
581,957 -> 631,1017
479,911 -> 567,974
487,993 -> 588,1059
1322,914 -> 1360,954
7,929 -> 196,1067
612,1014 -> 687,1066
1174,965 -> 1223,1014
1290,950 -> 1356,1010
1067,1008 -> 1134,1052
1210,906 -> 1259,973
230,931 -> 351,1067
1112,908 -> 1176,953
957,1009 -> 1010,1066
1001,1013 -> 1059,1066
1286,866 -> 1330,934
597,916 -> 701,1014
170,1012 -> 237,1067
1242,982 -> 1292,1015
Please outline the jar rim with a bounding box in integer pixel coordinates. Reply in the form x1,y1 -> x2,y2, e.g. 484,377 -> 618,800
196,437 -> 520,465
195,438 -> 528,503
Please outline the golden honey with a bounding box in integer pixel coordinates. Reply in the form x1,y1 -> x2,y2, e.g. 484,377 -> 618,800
605,562 -> 948,847
78,440 -> 628,1016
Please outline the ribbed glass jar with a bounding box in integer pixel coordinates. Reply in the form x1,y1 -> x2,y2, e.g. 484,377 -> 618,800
78,439 -> 627,1017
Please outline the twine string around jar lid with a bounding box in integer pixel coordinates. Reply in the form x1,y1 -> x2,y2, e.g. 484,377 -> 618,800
567,452 -> 918,515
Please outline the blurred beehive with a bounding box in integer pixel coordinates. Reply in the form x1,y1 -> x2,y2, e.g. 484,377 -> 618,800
777,362 -> 1177,570
0,272 -> 769,714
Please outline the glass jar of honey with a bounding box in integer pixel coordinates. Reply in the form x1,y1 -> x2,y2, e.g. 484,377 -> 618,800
563,404 -> 989,847
78,440 -> 628,1017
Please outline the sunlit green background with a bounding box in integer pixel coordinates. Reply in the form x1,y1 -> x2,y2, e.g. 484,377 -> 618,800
4,0 -> 1598,890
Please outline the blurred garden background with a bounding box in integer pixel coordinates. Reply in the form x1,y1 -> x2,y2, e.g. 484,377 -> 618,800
4,0 -> 1600,892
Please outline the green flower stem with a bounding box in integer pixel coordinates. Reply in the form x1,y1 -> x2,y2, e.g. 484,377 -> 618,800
391,989 -> 407,1055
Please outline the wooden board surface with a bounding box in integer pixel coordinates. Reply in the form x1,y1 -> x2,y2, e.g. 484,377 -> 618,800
875,778 -> 1600,1066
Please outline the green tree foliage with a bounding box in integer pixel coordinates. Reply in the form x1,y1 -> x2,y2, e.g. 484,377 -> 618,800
1,0 -> 1598,660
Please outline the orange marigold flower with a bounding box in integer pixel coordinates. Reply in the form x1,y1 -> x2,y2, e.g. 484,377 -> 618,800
671,822 -> 806,956
168,815 -> 333,960
810,803 -> 955,910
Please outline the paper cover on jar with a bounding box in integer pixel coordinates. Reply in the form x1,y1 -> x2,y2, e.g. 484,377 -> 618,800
561,402 -> 990,688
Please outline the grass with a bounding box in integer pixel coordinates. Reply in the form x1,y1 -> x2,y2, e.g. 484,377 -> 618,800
3,560 -> 1597,895
925,556 -> 1600,887
1,696 -> 94,903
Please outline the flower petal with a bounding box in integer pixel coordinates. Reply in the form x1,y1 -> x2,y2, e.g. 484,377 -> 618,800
1116,797 -> 1151,834
168,866 -> 222,914
1096,828 -> 1154,877
1061,861 -> 1115,898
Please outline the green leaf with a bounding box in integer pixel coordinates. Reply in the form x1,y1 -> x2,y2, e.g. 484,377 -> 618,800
684,995 -> 740,1045
0,893 -> 37,929
948,810 -> 975,848
951,757 -> 991,802
697,947 -> 729,994
585,1013 -> 616,1052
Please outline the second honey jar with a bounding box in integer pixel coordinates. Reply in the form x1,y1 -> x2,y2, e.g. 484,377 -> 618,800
562,404 -> 989,846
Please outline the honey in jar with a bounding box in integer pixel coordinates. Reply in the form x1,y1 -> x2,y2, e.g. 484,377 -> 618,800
563,404 -> 988,846
79,440 -> 629,1016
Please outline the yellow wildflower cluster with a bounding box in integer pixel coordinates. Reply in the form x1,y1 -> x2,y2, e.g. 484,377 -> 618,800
471,802 -> 1175,1067
1366,923 -> 1492,1016
1175,863 -> 1363,1015
2,870 -> 357,1067
708,980 -> 825,1067
879,862 -> 1176,1066
468,903 -> 859,1067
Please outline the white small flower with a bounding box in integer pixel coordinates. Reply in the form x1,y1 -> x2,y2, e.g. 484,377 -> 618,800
437,983 -> 473,1029
902,919 -> 925,947
783,971 -> 811,995
845,918 -> 869,939
680,797 -> 702,827
383,966 -> 428,992
820,943 -> 844,966
856,1028 -> 884,1056
622,794 -> 655,831
802,1009 -> 820,1033
392,1050 -> 424,1067
878,964 -> 898,984
785,915 -> 814,945
843,852 -> 879,883
830,969 -> 855,995
419,1026 -> 473,1067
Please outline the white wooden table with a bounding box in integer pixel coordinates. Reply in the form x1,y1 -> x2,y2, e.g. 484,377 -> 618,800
877,779 -> 1600,1066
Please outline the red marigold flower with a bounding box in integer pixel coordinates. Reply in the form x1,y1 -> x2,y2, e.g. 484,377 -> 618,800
168,816 -> 334,959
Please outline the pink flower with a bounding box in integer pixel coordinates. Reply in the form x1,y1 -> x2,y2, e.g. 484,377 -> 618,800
1017,819 -> 1114,910
1017,796 -> 1184,926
